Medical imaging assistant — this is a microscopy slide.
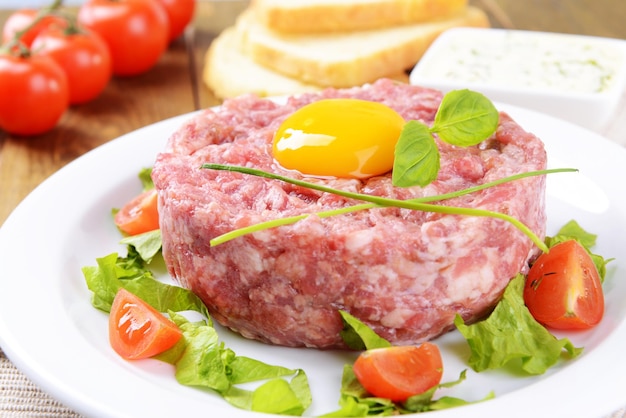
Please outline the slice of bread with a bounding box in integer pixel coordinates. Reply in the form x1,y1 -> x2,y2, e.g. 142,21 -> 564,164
251,0 -> 469,33
236,5 -> 489,88
203,27 -> 322,99
204,26 -> 411,99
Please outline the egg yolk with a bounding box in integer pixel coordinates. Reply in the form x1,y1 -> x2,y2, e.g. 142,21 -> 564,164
272,98 -> 406,179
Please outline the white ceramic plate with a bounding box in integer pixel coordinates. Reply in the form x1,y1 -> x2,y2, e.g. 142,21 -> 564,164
0,104 -> 625,418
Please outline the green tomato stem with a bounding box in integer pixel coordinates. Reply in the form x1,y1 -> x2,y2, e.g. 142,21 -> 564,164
2,0 -> 65,55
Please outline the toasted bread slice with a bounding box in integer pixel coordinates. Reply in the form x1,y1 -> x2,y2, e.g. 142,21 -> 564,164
251,0 -> 469,33
203,26 -> 411,99
236,5 -> 489,88
203,27 -> 322,99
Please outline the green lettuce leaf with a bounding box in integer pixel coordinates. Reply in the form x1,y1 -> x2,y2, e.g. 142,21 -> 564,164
339,310 -> 391,350
169,313 -> 311,414
83,248 -> 311,415
322,366 -> 489,416
544,219 -> 613,282
119,229 -> 162,263
455,274 -> 583,375
82,249 -> 210,320
138,167 -> 154,191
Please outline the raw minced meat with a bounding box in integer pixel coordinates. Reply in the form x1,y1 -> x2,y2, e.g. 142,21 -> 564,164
152,78 -> 547,349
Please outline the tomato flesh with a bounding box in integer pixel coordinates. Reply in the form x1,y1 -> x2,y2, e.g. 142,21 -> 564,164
524,240 -> 604,330
114,189 -> 160,235
109,288 -> 182,360
352,343 -> 443,402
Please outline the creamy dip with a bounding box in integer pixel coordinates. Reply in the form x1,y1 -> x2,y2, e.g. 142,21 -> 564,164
415,29 -> 625,94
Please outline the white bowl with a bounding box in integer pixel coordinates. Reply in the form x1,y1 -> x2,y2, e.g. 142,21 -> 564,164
409,27 -> 626,132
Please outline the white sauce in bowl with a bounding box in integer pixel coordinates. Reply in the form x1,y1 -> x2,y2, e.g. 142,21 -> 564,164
415,29 -> 625,95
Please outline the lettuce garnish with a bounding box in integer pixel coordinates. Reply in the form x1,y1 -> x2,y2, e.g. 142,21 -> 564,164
455,274 -> 582,375
82,242 -> 311,415
454,220 -> 612,375
325,311 -> 493,416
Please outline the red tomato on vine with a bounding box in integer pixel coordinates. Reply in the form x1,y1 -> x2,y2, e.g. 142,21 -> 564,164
32,27 -> 112,105
1,8 -> 67,47
157,0 -> 196,42
77,0 -> 170,76
0,52 -> 69,136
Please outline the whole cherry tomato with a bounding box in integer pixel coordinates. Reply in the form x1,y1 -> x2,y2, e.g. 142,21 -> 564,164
1,9 -> 67,47
157,0 -> 196,42
77,0 -> 170,77
32,27 -> 112,105
0,52 -> 69,136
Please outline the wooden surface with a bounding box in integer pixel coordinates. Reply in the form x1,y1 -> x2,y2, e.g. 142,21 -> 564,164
1,0 -> 625,226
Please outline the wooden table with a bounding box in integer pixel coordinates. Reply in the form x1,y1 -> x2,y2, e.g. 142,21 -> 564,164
0,1 -> 625,417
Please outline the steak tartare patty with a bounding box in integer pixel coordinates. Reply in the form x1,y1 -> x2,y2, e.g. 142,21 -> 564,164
152,78 -> 547,349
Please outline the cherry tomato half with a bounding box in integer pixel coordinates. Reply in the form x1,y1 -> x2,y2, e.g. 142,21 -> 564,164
32,27 -> 112,105
1,9 -> 67,47
114,188 -> 160,235
77,0 -> 170,77
524,240 -> 604,330
109,288 -> 183,360
352,343 -> 443,402
0,53 -> 69,136
157,0 -> 196,42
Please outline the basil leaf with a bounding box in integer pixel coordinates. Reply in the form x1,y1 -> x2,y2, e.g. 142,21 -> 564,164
455,274 -> 583,375
432,89 -> 499,147
392,120 -> 440,187
339,310 -> 391,350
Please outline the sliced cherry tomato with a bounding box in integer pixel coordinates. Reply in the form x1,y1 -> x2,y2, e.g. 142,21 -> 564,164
352,343 -> 443,402
0,52 -> 69,136
109,288 -> 183,360
31,27 -> 112,105
524,240 -> 604,330
77,0 -> 170,76
157,0 -> 196,42
114,188 -> 160,235
1,9 -> 67,47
